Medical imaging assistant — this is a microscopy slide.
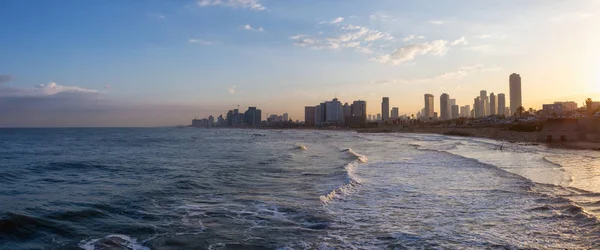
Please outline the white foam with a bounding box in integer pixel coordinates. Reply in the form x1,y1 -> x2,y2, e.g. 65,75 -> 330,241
79,234 -> 149,250
320,149 -> 368,203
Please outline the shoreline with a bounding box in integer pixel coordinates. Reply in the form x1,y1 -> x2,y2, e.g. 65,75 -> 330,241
354,126 -> 600,151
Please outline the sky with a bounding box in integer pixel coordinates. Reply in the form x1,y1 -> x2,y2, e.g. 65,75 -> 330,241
1,0 -> 600,127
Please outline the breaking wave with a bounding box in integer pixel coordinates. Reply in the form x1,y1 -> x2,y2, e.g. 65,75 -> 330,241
320,149 -> 368,203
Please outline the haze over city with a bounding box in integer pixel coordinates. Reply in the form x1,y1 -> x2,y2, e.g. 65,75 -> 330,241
1,0 -> 600,127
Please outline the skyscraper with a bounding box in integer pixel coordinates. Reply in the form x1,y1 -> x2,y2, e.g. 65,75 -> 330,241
451,105 -> 459,119
450,99 -> 456,107
325,98 -> 343,123
342,103 -> 351,119
305,106 -> 316,126
498,93 -> 506,116
382,97 -> 390,121
244,107 -> 262,128
474,97 -> 481,118
510,73 -> 522,116
490,93 -> 497,115
391,107 -> 399,118
480,90 -> 488,116
440,93 -> 450,120
351,100 -> 367,118
283,113 -> 289,122
424,94 -> 435,118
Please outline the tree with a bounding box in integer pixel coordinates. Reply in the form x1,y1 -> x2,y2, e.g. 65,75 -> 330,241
586,98 -> 594,116
516,106 -> 525,117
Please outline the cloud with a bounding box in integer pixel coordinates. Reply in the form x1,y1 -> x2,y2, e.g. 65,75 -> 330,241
330,17 -> 344,24
0,75 -> 12,84
227,85 -> 236,94
370,40 -> 449,65
430,64 -> 502,80
189,39 -> 212,45
403,34 -> 425,42
429,20 -> 444,25
450,36 -> 468,45
369,13 -> 389,21
0,82 -> 98,98
291,22 -> 391,54
243,24 -> 265,32
197,0 -> 265,10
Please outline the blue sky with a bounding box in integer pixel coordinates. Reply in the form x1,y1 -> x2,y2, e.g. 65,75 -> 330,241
1,0 -> 599,126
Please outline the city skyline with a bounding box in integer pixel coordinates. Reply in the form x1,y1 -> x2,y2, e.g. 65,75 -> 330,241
1,0 -> 600,126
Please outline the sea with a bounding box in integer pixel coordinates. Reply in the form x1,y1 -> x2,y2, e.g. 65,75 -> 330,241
2,128 -> 600,249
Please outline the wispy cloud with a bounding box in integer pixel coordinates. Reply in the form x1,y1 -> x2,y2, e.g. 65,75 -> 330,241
450,36 -> 468,45
330,17 -> 344,24
290,21 -> 391,54
0,82 -> 98,97
370,40 -> 449,65
243,24 -> 265,32
403,34 -> 425,42
197,0 -> 265,11
189,39 -> 212,45
227,85 -> 236,94
429,20 -> 444,25
369,13 -> 390,21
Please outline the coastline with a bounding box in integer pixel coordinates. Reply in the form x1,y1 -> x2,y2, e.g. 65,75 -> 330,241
354,126 -> 600,151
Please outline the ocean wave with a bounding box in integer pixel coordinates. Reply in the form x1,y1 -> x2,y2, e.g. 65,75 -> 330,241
0,212 -> 73,240
78,234 -> 149,250
320,149 -> 368,204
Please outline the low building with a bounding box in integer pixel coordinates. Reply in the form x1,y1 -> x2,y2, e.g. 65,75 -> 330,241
542,103 -> 564,117
539,118 -> 583,142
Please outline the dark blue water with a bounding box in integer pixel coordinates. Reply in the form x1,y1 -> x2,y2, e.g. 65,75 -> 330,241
1,128 -> 600,249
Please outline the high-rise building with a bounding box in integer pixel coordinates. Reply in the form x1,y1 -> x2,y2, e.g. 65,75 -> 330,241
342,103 -> 351,119
450,99 -> 456,107
325,98 -> 344,123
480,90 -> 488,116
424,94 -> 435,118
460,105 -> 471,118
208,115 -> 215,126
440,93 -> 450,120
315,103 -> 326,125
244,107 -> 262,128
304,106 -> 316,126
376,113 -> 381,121
498,93 -> 506,116
351,100 -> 367,118
451,105 -> 459,119
490,93 -> 497,115
391,107 -> 399,118
381,97 -> 390,121
226,110 -> 234,126
505,107 -> 510,116
474,97 -> 481,118
510,73 -> 522,116
368,114 -> 372,121
283,113 -> 289,122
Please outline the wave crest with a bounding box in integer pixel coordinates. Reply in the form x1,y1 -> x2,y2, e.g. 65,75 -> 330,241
320,149 -> 368,203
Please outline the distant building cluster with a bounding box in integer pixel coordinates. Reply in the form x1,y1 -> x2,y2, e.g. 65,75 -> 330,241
193,106 -> 263,128
417,73 -> 524,121
305,98 -> 367,127
192,73 -> 598,128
